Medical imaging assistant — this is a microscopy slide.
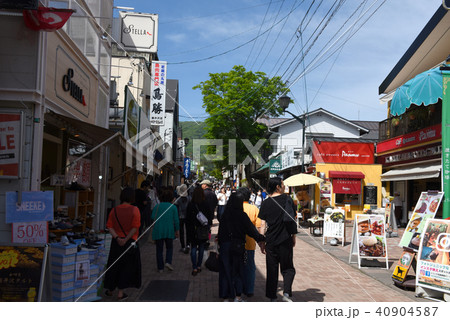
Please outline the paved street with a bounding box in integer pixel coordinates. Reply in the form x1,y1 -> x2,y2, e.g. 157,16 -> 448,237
100,220 -> 418,302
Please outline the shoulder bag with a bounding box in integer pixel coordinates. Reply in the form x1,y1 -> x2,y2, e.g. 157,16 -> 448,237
195,204 -> 209,226
114,208 -> 138,251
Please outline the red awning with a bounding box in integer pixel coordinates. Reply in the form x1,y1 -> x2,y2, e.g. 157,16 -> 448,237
332,179 -> 362,194
329,171 -> 365,179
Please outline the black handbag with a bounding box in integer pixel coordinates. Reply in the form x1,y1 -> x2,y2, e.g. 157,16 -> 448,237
205,251 -> 219,272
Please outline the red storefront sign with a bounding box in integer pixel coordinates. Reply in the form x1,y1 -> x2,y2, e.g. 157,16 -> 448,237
312,141 -> 374,164
377,124 -> 441,154
329,171 -> 364,194
377,142 -> 441,166
332,179 -> 362,194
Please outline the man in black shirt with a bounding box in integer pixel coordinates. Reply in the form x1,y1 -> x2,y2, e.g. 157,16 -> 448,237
258,177 -> 297,302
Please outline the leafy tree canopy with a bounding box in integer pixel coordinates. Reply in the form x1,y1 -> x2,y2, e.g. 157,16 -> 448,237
193,65 -> 289,170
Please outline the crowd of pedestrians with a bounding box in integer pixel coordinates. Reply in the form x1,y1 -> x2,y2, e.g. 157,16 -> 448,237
103,177 -> 297,302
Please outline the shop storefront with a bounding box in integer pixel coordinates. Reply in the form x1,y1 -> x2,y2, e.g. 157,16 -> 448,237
377,124 -> 443,224
312,140 -> 382,219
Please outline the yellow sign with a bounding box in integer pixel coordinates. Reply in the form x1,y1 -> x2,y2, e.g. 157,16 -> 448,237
0,250 -> 19,269
392,265 -> 408,282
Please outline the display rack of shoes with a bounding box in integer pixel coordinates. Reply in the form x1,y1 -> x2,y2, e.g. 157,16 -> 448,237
62,190 -> 95,232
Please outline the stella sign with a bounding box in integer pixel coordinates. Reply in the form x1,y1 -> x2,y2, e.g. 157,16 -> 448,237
119,12 -> 158,53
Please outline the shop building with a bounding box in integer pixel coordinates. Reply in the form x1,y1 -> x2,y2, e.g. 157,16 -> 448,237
378,4 -> 450,223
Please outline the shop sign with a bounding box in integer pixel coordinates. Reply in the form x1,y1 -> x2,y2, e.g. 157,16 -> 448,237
323,209 -> 345,246
124,87 -> 139,142
377,142 -> 441,166
150,61 -> 167,126
12,221 -> 48,244
416,219 -> 450,294
377,124 -> 441,154
269,158 -> 282,174
119,12 -> 158,53
183,157 -> 191,179
350,214 -> 388,269
312,141 -> 374,164
0,113 -> 21,178
55,47 -> 91,118
5,191 -> 54,223
0,245 -> 47,302
62,68 -> 86,106
66,157 -> 91,187
399,191 -> 444,251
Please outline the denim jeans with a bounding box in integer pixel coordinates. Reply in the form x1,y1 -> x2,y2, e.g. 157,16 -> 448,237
155,238 -> 173,270
190,242 -> 205,269
243,250 -> 256,295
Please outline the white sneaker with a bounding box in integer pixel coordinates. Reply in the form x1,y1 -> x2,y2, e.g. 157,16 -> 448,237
282,293 -> 293,302
234,297 -> 245,302
165,263 -> 174,271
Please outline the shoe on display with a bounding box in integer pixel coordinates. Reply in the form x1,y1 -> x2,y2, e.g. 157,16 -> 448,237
282,293 -> 293,302
60,236 -> 70,246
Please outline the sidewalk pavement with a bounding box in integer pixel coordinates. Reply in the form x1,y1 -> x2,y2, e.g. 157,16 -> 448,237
100,220 -> 418,302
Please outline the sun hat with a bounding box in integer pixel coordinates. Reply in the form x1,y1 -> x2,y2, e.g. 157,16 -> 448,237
200,179 -> 211,186
177,184 -> 188,197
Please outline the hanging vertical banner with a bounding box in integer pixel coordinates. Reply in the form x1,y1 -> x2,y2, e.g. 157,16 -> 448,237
150,61 -> 167,126
183,157 -> 191,179
399,191 -> 444,250
416,219 -> 450,294
442,68 -> 450,219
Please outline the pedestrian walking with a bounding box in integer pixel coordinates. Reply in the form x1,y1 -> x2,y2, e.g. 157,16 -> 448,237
258,177 -> 297,302
237,187 -> 263,298
174,184 -> 190,254
217,192 -> 265,302
201,179 -> 218,248
186,185 -> 209,275
104,187 -> 141,301
134,180 -> 151,234
217,187 -> 227,221
151,187 -> 180,272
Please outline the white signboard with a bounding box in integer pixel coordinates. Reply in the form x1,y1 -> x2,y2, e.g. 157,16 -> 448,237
12,221 -> 48,244
323,209 -> 345,246
119,12 -> 158,53
150,61 -> 167,126
0,113 -> 21,178
416,219 -> 450,294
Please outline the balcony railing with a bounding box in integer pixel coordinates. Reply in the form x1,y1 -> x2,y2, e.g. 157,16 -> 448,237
379,101 -> 442,141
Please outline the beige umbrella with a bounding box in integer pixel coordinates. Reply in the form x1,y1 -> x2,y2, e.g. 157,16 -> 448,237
283,173 -> 323,187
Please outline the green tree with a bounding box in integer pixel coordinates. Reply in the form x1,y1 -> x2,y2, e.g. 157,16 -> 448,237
193,65 -> 289,187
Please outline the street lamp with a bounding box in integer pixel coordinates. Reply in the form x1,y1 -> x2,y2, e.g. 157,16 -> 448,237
278,95 -> 307,173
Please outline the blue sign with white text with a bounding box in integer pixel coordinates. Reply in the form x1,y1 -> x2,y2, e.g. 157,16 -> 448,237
5,191 -> 54,223
183,157 -> 191,179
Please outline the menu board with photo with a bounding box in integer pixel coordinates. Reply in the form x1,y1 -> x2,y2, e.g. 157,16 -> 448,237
416,219 -> 450,294
319,180 -> 332,210
398,192 -> 444,251
356,214 -> 387,259
323,209 -> 345,246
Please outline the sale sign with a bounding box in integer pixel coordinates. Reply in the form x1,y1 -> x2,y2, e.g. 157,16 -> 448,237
0,113 -> 21,177
12,221 -> 48,244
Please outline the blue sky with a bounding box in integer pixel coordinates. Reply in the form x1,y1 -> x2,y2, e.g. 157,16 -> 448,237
115,0 -> 444,123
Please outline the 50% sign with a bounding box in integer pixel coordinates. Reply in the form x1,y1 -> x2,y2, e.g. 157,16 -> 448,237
12,221 -> 48,244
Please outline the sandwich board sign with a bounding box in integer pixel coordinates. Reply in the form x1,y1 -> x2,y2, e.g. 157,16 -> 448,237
349,214 -> 388,269
323,209 -> 345,246
399,191 -> 443,251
